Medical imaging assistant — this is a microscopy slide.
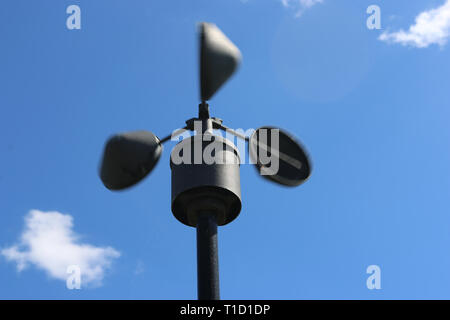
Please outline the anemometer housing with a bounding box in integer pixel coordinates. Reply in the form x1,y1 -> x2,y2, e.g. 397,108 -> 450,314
170,124 -> 242,227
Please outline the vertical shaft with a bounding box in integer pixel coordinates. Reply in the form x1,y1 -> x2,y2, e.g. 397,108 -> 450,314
196,105 -> 219,300
196,213 -> 220,300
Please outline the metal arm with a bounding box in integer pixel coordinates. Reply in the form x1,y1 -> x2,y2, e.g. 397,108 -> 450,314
214,121 -> 303,170
158,126 -> 189,144
213,121 -> 249,141
159,118 -> 303,170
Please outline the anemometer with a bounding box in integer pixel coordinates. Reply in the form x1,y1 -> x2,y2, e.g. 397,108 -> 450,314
99,22 -> 311,300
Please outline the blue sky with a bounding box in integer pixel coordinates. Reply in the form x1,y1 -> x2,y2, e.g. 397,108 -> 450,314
1,0 -> 450,299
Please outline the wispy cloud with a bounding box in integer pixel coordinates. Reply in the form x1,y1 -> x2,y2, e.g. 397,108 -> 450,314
281,0 -> 323,17
379,0 -> 450,48
134,259 -> 145,275
1,210 -> 120,287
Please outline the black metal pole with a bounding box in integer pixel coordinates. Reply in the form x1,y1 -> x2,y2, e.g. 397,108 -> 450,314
196,212 -> 220,300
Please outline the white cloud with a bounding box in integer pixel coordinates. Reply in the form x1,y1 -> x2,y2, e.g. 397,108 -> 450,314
281,0 -> 323,17
379,0 -> 450,48
1,210 -> 120,287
